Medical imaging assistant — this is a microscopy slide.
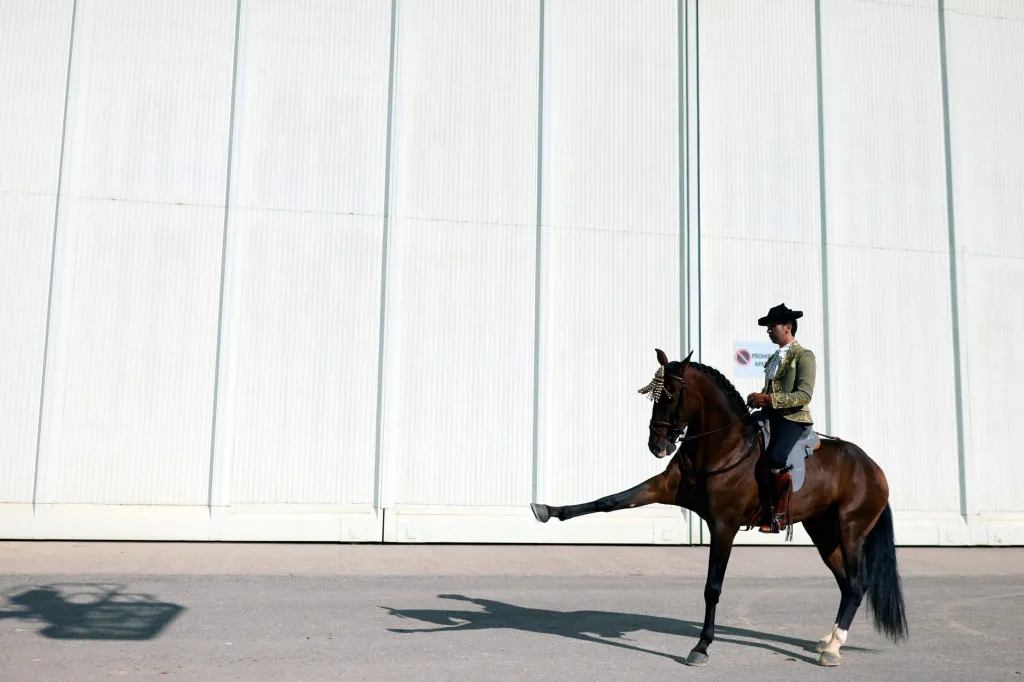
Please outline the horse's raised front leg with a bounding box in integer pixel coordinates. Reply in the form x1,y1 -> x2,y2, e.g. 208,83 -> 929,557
684,522 -> 738,667
530,463 -> 680,523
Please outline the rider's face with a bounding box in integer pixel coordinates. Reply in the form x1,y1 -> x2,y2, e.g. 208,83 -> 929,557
766,323 -> 788,345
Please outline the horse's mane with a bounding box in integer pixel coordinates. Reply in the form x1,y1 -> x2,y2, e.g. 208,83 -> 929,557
671,360 -> 750,420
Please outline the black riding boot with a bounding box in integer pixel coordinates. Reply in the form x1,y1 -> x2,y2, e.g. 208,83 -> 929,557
759,470 -> 792,533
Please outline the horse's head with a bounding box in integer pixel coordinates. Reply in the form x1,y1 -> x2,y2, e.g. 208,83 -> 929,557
639,348 -> 697,459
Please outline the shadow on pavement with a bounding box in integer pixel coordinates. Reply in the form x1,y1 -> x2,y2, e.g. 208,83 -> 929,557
382,593 -> 876,665
0,583 -> 184,640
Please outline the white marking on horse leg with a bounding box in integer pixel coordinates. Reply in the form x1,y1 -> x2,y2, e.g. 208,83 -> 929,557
825,628 -> 847,655
815,623 -> 837,653
818,627 -> 847,666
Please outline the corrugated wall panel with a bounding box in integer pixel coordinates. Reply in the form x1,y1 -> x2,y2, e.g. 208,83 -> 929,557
822,0 -> 960,513
36,0 -> 237,505
231,0 -> 391,215
223,212 -> 384,505
946,0 -> 1024,515
0,195 -> 60,503
822,0 -> 946,253
381,0 -> 539,507
963,258 -> 1023,513
539,0 -> 681,506
46,200 -> 224,505
220,0 -> 391,505
0,2 -> 73,503
0,1 -> 71,194
60,0 -> 235,204
698,0 -> 824,403
830,250 -> 958,513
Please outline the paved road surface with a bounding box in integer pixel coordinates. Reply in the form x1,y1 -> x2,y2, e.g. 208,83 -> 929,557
1,543 -> 1022,681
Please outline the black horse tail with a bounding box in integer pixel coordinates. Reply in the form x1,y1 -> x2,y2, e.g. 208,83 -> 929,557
860,503 -> 909,643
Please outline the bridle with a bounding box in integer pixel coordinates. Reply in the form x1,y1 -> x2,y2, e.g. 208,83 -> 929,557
648,368 -> 748,445
647,368 -> 689,444
645,365 -> 759,477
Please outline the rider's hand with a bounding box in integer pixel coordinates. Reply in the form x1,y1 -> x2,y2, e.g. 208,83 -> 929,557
752,393 -> 772,408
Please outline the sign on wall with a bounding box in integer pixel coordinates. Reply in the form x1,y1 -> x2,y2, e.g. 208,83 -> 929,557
732,341 -> 778,379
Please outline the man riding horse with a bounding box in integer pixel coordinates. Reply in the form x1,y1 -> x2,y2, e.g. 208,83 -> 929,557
746,303 -> 817,534
530,303 -> 907,668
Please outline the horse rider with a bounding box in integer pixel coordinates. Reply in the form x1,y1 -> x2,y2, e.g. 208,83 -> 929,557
746,303 -> 817,534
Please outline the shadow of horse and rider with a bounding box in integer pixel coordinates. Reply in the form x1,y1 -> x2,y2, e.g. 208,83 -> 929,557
0,583 -> 183,640
381,593 -> 876,665
0,582 -> 878,665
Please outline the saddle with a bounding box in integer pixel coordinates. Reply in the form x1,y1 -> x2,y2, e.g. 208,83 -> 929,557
754,415 -> 821,480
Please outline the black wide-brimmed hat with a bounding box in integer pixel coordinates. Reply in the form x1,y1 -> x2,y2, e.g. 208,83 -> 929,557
758,303 -> 803,326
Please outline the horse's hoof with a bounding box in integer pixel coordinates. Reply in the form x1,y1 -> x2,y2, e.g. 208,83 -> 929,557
530,503 -> 550,523
818,651 -> 841,667
815,637 -> 830,654
683,650 -> 709,667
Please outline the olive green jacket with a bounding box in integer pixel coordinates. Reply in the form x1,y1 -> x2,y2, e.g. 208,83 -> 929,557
761,340 -> 816,424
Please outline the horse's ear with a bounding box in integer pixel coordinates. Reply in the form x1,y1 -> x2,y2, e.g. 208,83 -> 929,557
681,350 -> 694,367
655,348 -> 669,366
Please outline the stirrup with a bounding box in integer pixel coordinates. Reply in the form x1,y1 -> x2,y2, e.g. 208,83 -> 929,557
758,511 -> 786,534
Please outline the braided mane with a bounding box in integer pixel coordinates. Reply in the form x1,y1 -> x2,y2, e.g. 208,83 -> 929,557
683,361 -> 751,419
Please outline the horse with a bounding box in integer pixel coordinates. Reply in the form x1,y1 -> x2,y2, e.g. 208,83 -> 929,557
529,348 -> 908,667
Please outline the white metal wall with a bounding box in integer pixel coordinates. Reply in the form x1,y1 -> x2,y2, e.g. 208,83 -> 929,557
1,0 -> 1021,544
532,0 -> 688,545
821,0 -> 960,534
945,0 -> 1024,543
380,0 -> 541,540
0,1 -> 74,509
211,0 -> 393,541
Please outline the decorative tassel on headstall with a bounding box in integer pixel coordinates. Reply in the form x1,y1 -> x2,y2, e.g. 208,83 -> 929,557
638,366 -> 671,402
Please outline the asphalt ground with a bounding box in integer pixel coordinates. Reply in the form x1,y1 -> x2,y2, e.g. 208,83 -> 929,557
0,543 -> 1022,681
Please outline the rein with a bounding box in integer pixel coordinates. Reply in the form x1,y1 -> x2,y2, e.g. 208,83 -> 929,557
670,412 -> 760,479
673,413 -> 749,446
698,431 -> 760,478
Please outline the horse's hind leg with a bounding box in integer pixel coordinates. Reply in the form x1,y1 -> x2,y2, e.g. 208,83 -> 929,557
803,513 -> 847,654
530,462 -> 680,523
814,549 -> 845,654
816,503 -> 886,667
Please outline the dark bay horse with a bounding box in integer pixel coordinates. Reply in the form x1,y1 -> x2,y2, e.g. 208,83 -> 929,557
530,349 -> 908,667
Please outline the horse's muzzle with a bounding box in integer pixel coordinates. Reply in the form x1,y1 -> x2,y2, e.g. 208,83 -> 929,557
649,439 -> 676,459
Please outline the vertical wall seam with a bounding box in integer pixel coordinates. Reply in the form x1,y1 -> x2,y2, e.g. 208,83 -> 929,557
689,0 -> 705,545
694,0 -> 702,365
813,0 -> 833,435
530,0 -> 546,505
678,0 -> 688,361
206,0 -> 245,511
677,0 -> 693,545
33,0 -> 79,510
374,0 -> 400,513
937,0 -> 969,521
